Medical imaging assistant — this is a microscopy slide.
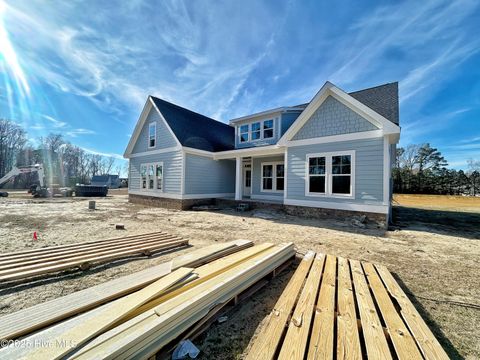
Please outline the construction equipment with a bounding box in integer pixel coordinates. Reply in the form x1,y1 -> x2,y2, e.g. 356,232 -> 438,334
0,164 -> 49,197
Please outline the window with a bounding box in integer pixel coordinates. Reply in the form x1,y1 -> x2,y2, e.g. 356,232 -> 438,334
251,122 -> 261,140
261,162 -> 285,192
306,152 -> 354,197
308,157 -> 326,194
332,155 -> 351,194
140,162 -> 163,191
239,124 -> 249,143
148,122 -> 156,148
263,119 -> 274,138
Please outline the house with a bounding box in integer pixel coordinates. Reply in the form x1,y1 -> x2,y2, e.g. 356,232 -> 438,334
90,174 -> 120,189
124,81 -> 400,224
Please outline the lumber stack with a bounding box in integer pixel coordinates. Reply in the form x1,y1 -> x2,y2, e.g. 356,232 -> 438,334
245,252 -> 450,360
0,231 -> 189,282
0,241 -> 295,360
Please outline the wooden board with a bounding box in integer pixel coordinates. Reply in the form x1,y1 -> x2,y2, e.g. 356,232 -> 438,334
246,253 -> 449,360
0,240 -> 252,341
245,251 -> 315,360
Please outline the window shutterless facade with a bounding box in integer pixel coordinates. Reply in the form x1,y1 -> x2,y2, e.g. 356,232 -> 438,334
251,122 -> 261,140
263,119 -> 274,138
261,161 -> 284,192
239,124 -> 249,143
305,151 -> 355,198
140,162 -> 163,191
237,119 -> 275,143
148,122 -> 156,148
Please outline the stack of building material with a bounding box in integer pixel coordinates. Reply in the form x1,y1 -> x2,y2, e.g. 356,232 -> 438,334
0,239 -> 253,341
0,231 -> 189,282
0,241 -> 294,359
245,253 -> 450,360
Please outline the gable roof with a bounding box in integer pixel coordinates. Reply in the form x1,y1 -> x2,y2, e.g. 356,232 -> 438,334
150,96 -> 235,152
349,82 -> 399,125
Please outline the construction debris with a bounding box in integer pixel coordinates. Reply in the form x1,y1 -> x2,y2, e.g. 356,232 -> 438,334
245,252 -> 450,360
172,340 -> 200,360
115,223 -> 125,230
0,231 -> 188,282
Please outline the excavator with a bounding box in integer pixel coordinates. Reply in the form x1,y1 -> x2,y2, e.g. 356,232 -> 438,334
0,164 -> 73,198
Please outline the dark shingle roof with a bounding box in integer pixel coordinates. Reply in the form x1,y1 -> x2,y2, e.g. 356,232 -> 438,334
150,96 -> 235,152
349,82 -> 399,124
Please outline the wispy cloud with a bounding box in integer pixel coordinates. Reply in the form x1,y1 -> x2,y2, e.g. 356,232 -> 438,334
66,128 -> 96,137
42,114 -> 67,128
81,147 -> 124,160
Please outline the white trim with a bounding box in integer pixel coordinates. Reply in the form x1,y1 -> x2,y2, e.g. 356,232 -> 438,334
127,145 -> 181,159
182,147 -> 215,158
251,194 -> 283,201
383,136 -> 391,205
235,156 -> 242,200
214,145 -> 284,160
260,161 -> 285,193
278,82 -> 400,145
129,190 -> 234,200
230,108 -> 284,124
239,123 -> 250,143
284,148 -> 288,199
139,161 -> 164,192
284,198 -> 388,214
305,151 -> 356,199
284,130 -> 383,147
181,150 -> 186,195
150,98 -> 182,147
148,122 -> 156,149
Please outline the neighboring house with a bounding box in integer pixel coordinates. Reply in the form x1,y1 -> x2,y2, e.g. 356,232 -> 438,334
124,81 -> 400,224
90,174 -> 120,189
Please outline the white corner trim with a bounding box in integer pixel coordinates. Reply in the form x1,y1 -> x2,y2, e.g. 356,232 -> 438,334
284,130 -> 383,147
284,148 -> 288,199
383,136 -> 391,205
126,145 -> 182,159
129,190 -> 234,200
182,146 -> 215,158
284,198 -> 389,214
181,150 -> 186,195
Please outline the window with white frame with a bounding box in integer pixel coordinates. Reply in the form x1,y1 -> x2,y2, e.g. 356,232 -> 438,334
306,152 -> 354,197
263,119 -> 274,138
261,162 -> 284,192
140,162 -> 163,191
148,122 -> 156,148
251,122 -> 261,140
239,124 -> 249,143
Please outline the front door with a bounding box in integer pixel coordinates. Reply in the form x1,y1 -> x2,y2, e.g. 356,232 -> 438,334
243,169 -> 251,197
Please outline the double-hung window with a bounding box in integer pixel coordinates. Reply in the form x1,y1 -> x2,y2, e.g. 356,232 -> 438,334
148,122 -> 156,148
306,151 -> 354,197
251,122 -> 261,140
140,162 -> 164,191
263,119 -> 274,138
261,162 -> 284,192
239,124 -> 249,143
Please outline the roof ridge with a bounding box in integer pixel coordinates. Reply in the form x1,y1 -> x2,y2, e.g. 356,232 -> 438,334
149,95 -> 232,129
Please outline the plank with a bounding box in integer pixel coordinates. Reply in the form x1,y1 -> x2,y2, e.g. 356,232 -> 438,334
307,254 -> 336,360
363,262 -> 423,359
245,251 -> 315,360
336,257 -> 362,360
0,239 -> 188,282
375,264 -> 449,360
28,267 -> 194,360
0,240 -> 251,341
278,253 -> 325,360
0,235 -> 180,271
0,231 -> 168,259
350,260 -> 392,360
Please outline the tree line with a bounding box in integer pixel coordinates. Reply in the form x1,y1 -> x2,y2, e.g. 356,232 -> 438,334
393,143 -> 479,196
0,119 -> 125,188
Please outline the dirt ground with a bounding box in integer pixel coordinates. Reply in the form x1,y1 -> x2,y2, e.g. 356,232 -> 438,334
0,190 -> 479,359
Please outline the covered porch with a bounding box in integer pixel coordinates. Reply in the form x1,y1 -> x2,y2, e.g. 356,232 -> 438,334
213,145 -> 286,201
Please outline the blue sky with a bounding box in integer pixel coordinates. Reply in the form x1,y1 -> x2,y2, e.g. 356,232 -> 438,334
0,0 -> 479,172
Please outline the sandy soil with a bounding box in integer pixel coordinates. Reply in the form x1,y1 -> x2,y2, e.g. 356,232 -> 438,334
0,192 -> 479,359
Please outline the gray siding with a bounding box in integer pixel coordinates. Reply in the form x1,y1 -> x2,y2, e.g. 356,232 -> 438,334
129,151 -> 183,194
184,154 -> 235,195
131,106 -> 178,154
292,96 -> 378,140
287,138 -> 384,204
235,117 -> 281,149
252,155 -> 284,198
280,111 -> 301,137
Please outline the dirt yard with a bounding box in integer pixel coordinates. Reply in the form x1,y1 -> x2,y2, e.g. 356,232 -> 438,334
0,191 -> 479,359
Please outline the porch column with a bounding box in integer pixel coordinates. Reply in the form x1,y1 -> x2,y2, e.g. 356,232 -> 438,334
235,156 -> 242,200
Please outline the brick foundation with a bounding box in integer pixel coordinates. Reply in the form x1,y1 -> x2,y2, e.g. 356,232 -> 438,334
129,194 -> 214,210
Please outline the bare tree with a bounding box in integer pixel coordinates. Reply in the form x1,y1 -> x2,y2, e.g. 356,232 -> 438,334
0,119 -> 27,178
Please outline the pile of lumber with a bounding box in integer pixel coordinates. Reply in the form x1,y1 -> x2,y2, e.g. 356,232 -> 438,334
0,231 -> 188,282
0,241 -> 295,359
246,252 -> 449,360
